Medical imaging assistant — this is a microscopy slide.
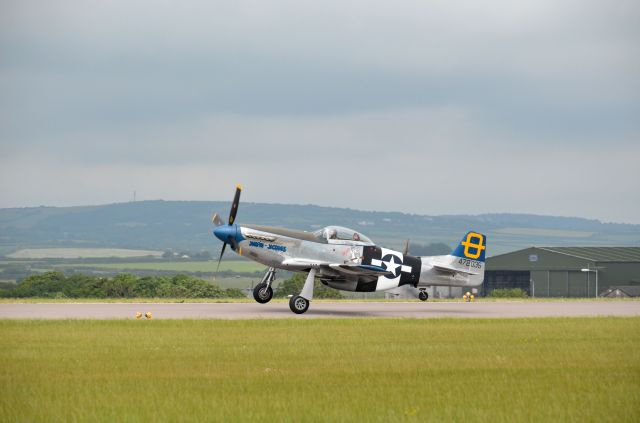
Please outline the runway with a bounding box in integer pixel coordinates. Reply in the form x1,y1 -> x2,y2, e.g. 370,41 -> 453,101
0,301 -> 639,319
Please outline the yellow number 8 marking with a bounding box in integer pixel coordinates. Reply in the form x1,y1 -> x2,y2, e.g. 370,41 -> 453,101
461,232 -> 485,259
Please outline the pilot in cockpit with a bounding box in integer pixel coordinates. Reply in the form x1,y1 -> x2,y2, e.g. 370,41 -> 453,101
352,232 -> 361,241
328,228 -> 337,240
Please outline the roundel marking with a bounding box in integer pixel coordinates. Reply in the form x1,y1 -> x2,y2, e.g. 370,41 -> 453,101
381,254 -> 402,279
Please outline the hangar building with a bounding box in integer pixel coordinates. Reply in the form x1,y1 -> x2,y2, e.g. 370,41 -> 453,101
482,247 -> 640,297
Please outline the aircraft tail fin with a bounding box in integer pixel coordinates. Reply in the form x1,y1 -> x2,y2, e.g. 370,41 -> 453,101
450,231 -> 487,263
429,231 -> 487,285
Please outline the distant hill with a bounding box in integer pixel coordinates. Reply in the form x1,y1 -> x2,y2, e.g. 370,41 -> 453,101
1,201 -> 639,256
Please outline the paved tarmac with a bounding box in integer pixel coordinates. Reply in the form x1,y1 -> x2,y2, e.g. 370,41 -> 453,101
0,301 -> 638,319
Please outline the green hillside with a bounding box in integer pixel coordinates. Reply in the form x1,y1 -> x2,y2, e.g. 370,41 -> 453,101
1,201 -> 639,256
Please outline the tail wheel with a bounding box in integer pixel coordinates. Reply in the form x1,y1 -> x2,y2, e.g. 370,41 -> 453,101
253,283 -> 273,304
289,295 -> 310,314
418,291 -> 429,302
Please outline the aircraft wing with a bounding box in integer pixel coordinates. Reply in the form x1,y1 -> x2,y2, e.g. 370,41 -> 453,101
328,264 -> 394,277
431,264 -> 479,276
282,258 -> 328,267
282,259 -> 393,278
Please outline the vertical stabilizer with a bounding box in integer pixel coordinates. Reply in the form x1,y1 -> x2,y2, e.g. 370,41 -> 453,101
450,231 -> 487,262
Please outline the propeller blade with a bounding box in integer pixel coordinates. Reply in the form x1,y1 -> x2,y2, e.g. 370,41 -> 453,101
217,243 -> 227,271
211,213 -> 224,227
402,239 -> 410,256
228,184 -> 242,225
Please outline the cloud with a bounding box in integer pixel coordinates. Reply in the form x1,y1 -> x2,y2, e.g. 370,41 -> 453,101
2,107 -> 638,223
0,0 -> 638,223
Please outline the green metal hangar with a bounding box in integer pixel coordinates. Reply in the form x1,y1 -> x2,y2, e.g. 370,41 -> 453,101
483,247 -> 640,297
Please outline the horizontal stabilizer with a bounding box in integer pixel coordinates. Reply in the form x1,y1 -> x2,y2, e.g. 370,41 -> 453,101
432,264 -> 479,276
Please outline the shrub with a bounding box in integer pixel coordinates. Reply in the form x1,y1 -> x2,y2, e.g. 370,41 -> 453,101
224,287 -> 247,298
8,272 -> 240,299
489,288 -> 529,298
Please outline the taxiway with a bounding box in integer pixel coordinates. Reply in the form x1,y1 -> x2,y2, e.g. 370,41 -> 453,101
0,300 -> 638,319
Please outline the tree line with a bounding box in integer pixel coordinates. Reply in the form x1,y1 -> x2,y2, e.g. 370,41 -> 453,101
0,272 -> 246,299
0,271 -> 346,299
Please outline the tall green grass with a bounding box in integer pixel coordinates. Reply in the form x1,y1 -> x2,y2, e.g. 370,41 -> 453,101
1,318 -> 638,422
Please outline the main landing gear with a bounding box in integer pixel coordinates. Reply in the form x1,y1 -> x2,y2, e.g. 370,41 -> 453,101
418,289 -> 429,302
253,267 -> 316,314
288,268 -> 316,314
253,267 -> 276,304
289,295 -> 310,314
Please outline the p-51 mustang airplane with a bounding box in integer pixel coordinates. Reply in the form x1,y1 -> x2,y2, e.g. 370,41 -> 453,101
212,185 -> 487,314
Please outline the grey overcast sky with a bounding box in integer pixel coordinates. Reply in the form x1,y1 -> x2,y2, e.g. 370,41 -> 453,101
1,0 -> 639,223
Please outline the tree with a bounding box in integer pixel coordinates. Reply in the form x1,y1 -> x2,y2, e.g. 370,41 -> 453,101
132,276 -> 163,297
224,287 -> 247,298
193,250 -> 212,260
65,274 -> 105,298
104,273 -> 137,297
13,271 -> 66,297
7,272 -> 243,299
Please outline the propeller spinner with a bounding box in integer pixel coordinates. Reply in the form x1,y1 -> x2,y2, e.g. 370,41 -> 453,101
212,184 -> 242,271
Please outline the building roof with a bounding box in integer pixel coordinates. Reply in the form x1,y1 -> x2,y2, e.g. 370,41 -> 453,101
536,247 -> 640,262
603,285 -> 640,297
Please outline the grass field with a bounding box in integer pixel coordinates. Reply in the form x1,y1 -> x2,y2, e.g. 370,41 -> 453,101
1,318 -> 638,422
495,227 -> 594,238
57,260 -> 266,273
7,248 -> 163,259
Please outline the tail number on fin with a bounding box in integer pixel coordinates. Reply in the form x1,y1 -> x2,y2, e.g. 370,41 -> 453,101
460,232 -> 486,260
458,258 -> 483,269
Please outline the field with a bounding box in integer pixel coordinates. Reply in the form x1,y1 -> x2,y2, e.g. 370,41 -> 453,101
7,248 -> 163,259
1,318 -> 639,422
494,227 -> 594,238
56,260 -> 266,273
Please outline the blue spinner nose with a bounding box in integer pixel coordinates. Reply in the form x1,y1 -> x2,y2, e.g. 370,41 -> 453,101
213,225 -> 237,243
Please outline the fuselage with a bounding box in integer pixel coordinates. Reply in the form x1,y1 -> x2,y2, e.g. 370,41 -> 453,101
214,223 -> 484,293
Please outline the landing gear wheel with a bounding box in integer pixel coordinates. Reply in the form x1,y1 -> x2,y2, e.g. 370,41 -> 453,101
418,291 -> 429,302
289,295 -> 310,314
253,283 -> 273,304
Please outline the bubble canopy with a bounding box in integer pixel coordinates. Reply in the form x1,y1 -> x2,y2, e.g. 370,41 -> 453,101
313,226 -> 373,244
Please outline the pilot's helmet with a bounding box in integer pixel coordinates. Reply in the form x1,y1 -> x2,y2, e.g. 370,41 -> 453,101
328,229 -> 337,239
352,232 -> 361,241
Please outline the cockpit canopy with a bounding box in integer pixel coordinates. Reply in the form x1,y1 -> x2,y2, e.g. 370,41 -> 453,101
313,226 -> 373,244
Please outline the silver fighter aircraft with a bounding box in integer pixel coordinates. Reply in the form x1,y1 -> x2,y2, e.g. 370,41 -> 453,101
212,185 -> 487,314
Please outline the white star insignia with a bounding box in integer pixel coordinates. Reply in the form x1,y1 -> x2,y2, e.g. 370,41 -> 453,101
384,256 -> 401,276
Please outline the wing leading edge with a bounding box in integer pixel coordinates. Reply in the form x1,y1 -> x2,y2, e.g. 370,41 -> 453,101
282,259 -> 393,278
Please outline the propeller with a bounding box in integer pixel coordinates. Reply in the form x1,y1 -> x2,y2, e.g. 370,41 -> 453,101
229,184 -> 241,225
211,213 -> 224,227
217,243 -> 227,271
213,184 -> 243,271
402,239 -> 410,256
